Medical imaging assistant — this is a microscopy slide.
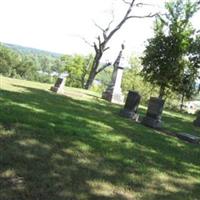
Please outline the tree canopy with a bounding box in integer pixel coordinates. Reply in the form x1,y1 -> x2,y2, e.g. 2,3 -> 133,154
141,0 -> 199,99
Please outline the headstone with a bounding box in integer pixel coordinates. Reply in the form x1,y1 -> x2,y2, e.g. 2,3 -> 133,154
102,44 -> 125,104
176,132 -> 200,144
193,111 -> 200,127
142,97 -> 165,128
50,77 -> 66,94
120,91 -> 141,120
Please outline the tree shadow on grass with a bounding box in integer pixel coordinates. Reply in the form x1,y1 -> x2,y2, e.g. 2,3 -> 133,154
0,85 -> 200,200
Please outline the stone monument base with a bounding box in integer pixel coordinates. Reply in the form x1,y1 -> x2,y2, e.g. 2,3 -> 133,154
142,116 -> 162,129
102,91 -> 124,104
50,86 -> 64,94
120,109 -> 139,121
193,117 -> 200,127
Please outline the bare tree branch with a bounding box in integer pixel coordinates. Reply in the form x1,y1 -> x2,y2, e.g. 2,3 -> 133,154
73,35 -> 93,47
103,32 -> 107,40
104,10 -> 115,39
122,0 -> 132,5
135,3 -> 156,7
107,9 -> 115,30
94,42 -> 98,53
104,0 -> 136,43
96,62 -> 112,74
127,13 -> 159,19
97,36 -> 102,53
85,0 -> 158,89
93,9 -> 115,41
104,47 -> 110,52
93,20 -> 105,32
81,37 -> 93,47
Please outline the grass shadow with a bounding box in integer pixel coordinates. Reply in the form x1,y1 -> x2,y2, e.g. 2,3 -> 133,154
0,84 -> 200,200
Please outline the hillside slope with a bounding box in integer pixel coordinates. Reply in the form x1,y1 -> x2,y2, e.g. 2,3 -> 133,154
0,76 -> 200,200
3,42 -> 62,58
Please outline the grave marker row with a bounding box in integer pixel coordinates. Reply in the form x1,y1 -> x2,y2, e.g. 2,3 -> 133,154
120,91 -> 165,129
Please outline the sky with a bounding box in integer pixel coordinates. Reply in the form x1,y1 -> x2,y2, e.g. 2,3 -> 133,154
0,0 -> 200,62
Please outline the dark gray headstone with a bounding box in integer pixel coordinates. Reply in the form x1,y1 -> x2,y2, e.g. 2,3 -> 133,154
120,91 -> 141,120
142,97 -> 165,128
193,111 -> 200,127
50,77 -> 66,93
54,78 -> 63,87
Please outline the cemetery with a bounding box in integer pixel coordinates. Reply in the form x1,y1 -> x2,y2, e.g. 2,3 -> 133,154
1,0 -> 200,200
0,73 -> 200,200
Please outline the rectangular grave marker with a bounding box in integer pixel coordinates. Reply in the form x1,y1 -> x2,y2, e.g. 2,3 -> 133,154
120,91 -> 141,120
142,97 -> 165,128
50,77 -> 66,94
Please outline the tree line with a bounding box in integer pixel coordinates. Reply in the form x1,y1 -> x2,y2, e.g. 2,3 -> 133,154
0,43 -> 111,90
1,0 -> 200,109
0,43 -> 62,83
0,44 -> 93,85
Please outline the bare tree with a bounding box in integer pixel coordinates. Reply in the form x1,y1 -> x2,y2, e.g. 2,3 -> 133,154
84,0 -> 157,89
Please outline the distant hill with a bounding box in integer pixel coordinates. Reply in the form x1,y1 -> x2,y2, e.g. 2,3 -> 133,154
2,42 -> 62,58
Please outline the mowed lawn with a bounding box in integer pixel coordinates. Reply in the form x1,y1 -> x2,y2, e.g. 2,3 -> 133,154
0,76 -> 200,200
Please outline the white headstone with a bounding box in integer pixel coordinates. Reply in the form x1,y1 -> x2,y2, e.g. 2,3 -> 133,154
102,44 -> 125,104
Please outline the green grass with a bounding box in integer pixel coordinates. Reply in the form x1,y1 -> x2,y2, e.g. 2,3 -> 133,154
0,76 -> 200,200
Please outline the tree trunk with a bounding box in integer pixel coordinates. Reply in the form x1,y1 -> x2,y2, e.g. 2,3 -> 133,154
81,74 -> 86,89
83,0 -> 155,90
85,70 -> 97,89
84,53 -> 101,89
180,93 -> 185,111
159,85 -> 165,99
84,0 -> 157,90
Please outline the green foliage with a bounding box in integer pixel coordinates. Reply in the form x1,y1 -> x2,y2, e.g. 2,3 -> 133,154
122,54 -> 189,109
61,54 -> 93,88
14,56 -> 38,80
93,67 -> 113,93
190,34 -> 200,69
141,0 -> 199,99
175,61 -> 198,101
0,42 -> 99,86
0,43 -> 66,83
174,31 -> 200,101
0,42 -> 66,83
0,43 -> 19,76
122,55 -> 158,103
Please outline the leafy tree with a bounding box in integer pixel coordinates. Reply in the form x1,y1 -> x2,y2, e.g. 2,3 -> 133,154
93,67 -> 113,93
141,0 -> 199,99
0,43 -> 18,76
61,54 -> 93,88
0,43 -> 64,83
51,58 -> 65,74
122,54 -> 158,103
15,55 -> 38,80
40,56 -> 51,73
179,70 -> 198,110
177,34 -> 200,108
190,34 -> 200,66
